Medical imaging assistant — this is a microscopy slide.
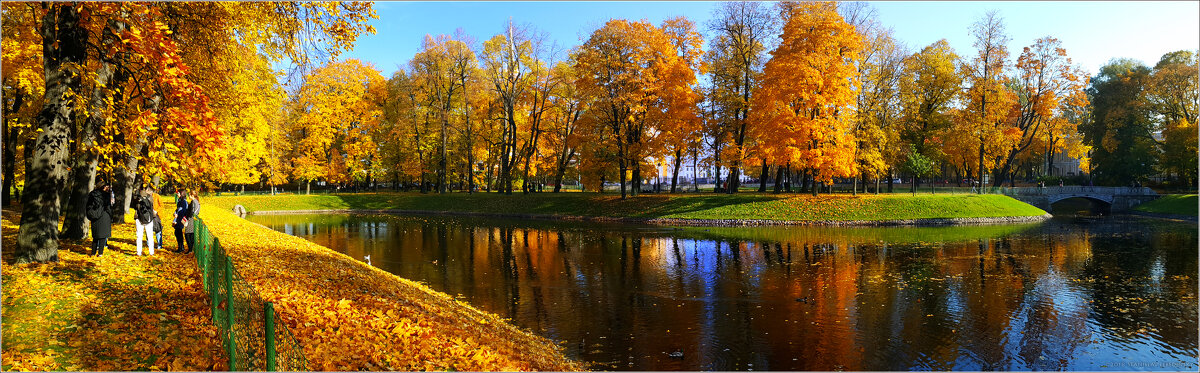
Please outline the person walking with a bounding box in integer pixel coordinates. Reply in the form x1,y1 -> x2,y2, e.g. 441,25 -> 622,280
172,188 -> 189,253
134,186 -> 157,256
182,190 -> 201,254
85,178 -> 114,257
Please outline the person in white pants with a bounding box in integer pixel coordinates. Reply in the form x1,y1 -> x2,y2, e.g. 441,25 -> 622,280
134,187 -> 157,256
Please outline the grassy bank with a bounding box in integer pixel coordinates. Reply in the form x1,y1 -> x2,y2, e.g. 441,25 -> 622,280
197,208 -> 581,371
207,192 -> 1048,222
2,211 -> 225,371
1134,194 -> 1198,217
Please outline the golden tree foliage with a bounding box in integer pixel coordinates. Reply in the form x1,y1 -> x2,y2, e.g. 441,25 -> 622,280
574,17 -> 705,198
845,4 -> 905,184
749,1 -> 864,185
198,47 -> 287,187
899,39 -> 961,157
704,1 -> 775,192
956,11 -> 1018,182
288,59 -> 387,188
1147,51 -> 1199,184
993,36 -> 1090,184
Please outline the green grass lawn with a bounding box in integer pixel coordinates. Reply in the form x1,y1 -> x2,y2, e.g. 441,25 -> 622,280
206,192 -> 1047,222
1134,194 -> 1198,217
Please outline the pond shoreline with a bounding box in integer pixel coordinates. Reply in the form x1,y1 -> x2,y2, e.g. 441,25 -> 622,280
246,208 -> 1053,227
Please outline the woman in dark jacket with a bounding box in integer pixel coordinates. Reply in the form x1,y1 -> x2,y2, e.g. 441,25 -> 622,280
173,188 -> 189,253
182,190 -> 200,254
86,179 -> 114,256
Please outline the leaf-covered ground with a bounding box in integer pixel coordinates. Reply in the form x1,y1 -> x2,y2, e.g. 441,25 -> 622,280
208,192 -> 1048,222
3,207 -> 582,371
198,208 -> 583,371
2,210 -> 226,371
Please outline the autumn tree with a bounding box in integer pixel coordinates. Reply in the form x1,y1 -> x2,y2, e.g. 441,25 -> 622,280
575,18 -> 704,199
992,36 -> 1090,186
1082,59 -> 1156,185
479,20 -> 541,194
411,34 -> 476,193
959,10 -> 1017,189
543,61 -> 588,192
706,1 -> 776,193
1146,50 -> 1199,187
1,2 -> 43,206
288,59 -> 386,193
899,40 -> 960,160
15,2 -> 89,262
10,1 -> 376,263
749,1 -> 863,196
842,2 -> 906,194
898,39 -> 961,190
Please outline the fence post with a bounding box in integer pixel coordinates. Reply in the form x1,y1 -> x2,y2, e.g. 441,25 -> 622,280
265,302 -> 277,371
210,239 -> 220,323
226,256 -> 237,370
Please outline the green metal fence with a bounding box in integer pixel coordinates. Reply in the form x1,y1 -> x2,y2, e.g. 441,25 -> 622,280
191,218 -> 307,371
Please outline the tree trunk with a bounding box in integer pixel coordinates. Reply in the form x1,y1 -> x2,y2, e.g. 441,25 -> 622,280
631,163 -> 641,197
2,92 -> 23,206
618,160 -> 627,199
438,113 -> 448,194
978,138 -> 986,193
692,151 -> 699,193
670,149 -> 682,193
112,147 -> 140,223
62,19 -> 126,240
773,164 -> 784,193
800,169 -> 810,193
785,164 -> 793,193
712,140 -> 722,193
17,3 -> 88,263
758,159 -> 768,193
887,167 -> 894,193
727,165 -> 740,194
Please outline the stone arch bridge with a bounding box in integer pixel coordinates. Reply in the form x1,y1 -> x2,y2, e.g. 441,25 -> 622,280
1001,186 -> 1159,212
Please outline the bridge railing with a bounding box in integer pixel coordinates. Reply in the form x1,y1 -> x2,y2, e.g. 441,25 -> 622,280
1000,186 -> 1158,196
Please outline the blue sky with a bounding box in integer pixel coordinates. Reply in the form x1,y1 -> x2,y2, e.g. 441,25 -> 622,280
336,1 -> 1200,78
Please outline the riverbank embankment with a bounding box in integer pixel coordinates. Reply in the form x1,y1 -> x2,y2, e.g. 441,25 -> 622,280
207,192 -> 1051,226
1131,194 -> 1198,221
1,207 -> 582,371
195,208 -> 583,370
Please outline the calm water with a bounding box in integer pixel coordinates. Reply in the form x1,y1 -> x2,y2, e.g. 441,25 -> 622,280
248,213 -> 1199,371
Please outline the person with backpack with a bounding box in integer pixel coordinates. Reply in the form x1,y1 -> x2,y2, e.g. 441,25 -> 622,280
134,186 -> 157,256
85,178 -> 114,257
181,190 -> 200,254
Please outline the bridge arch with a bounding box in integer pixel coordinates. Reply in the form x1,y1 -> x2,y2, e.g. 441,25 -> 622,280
1003,186 -> 1158,213
1046,194 -> 1114,205
1048,196 -> 1113,214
